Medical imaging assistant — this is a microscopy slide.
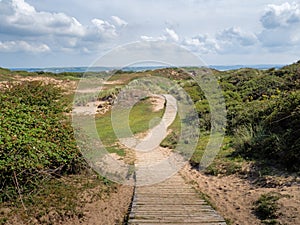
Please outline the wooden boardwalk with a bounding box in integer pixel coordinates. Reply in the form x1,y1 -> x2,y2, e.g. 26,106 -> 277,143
127,173 -> 226,225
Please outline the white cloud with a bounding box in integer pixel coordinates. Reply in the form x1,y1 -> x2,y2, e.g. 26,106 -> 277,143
165,28 -> 179,42
216,27 -> 257,46
11,0 -> 34,14
258,2 -> 300,49
182,34 -> 219,54
0,40 -> 50,53
260,2 -> 300,29
140,28 -> 180,43
111,16 -> 128,27
141,26 -> 258,55
0,0 -> 127,53
91,18 -> 117,38
140,35 -> 167,41
214,27 -> 257,53
0,0 -> 85,37
181,27 -> 258,54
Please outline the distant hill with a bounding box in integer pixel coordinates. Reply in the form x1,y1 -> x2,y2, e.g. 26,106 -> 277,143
7,64 -> 285,73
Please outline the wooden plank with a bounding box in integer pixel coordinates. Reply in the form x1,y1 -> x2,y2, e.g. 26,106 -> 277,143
126,174 -> 226,225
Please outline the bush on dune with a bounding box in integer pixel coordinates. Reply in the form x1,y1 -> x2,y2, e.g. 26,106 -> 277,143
232,62 -> 300,172
0,81 -> 84,202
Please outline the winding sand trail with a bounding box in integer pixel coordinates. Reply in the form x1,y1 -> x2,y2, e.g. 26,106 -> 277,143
127,94 -> 226,224
122,94 -> 185,186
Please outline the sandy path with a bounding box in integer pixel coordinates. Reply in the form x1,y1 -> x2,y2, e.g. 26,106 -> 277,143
121,94 -> 176,152
125,94 -> 187,186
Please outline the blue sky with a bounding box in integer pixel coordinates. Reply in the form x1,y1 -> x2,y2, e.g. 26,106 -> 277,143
0,0 -> 300,67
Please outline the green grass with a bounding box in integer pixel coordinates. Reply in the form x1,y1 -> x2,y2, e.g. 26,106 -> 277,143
0,68 -> 14,81
96,113 -> 119,145
87,97 -> 165,156
96,98 -> 164,143
106,71 -> 146,83
129,98 -> 165,134
160,114 -> 181,149
190,135 -> 245,175
189,134 -> 210,164
106,146 -> 126,157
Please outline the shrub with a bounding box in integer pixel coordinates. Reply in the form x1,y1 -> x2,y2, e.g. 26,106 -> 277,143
160,131 -> 179,149
0,81 -> 83,202
254,193 -> 280,221
233,91 -> 300,171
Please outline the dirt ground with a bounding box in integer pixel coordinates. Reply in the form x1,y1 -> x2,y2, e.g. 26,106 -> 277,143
181,165 -> 300,225
62,185 -> 133,225
4,184 -> 133,225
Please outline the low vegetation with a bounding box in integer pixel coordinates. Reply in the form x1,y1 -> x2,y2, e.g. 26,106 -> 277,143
253,192 -> 281,224
0,82 -> 84,202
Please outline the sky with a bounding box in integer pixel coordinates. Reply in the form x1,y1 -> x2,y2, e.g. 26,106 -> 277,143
0,0 -> 300,67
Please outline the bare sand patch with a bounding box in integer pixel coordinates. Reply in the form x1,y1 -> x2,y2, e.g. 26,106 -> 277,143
63,185 -> 133,225
181,165 -> 300,225
149,94 -> 165,112
15,76 -> 77,91
0,75 -> 77,94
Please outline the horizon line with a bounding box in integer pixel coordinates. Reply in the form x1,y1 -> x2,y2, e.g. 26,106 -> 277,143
7,63 -> 286,70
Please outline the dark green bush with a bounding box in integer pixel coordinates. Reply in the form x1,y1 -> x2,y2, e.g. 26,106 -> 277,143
233,91 -> 300,171
0,81 -> 83,202
160,131 -> 179,149
254,193 -> 280,220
